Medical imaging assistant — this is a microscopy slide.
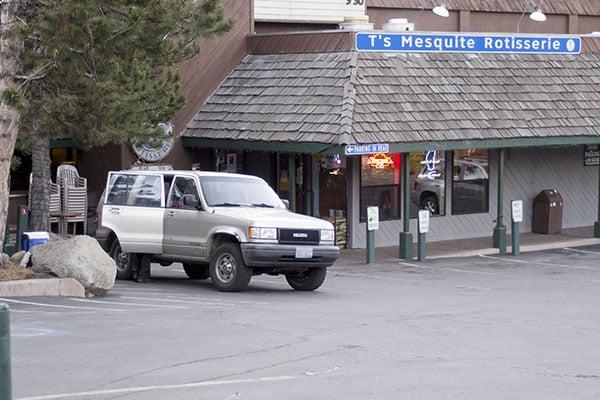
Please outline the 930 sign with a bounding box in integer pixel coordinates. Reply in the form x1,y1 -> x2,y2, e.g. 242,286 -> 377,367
346,0 -> 365,4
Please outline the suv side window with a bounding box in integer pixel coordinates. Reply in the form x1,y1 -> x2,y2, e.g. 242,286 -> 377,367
106,173 -> 162,208
168,177 -> 200,210
128,175 -> 162,208
106,174 -> 135,206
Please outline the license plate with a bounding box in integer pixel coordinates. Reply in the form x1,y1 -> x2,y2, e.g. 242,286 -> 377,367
295,247 -> 313,259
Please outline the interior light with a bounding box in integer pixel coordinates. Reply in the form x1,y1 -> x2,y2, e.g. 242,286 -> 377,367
529,9 -> 546,22
432,4 -> 449,18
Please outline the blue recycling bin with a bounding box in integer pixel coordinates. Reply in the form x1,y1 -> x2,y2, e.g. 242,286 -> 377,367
21,232 -> 49,251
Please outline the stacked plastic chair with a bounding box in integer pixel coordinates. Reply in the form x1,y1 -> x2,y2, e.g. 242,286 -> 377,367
56,164 -> 88,235
28,173 -> 62,231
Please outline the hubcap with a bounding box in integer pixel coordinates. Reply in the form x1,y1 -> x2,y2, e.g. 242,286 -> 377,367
216,253 -> 236,283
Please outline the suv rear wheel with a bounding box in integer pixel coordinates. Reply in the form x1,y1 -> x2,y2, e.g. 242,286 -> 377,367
109,239 -> 134,280
183,263 -> 210,280
285,267 -> 327,291
209,243 -> 252,292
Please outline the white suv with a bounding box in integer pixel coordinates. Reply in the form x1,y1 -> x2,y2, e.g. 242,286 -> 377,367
98,170 -> 339,291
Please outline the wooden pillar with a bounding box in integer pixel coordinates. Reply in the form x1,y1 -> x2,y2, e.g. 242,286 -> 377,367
288,155 -> 296,212
311,157 -> 320,217
399,152 -> 413,260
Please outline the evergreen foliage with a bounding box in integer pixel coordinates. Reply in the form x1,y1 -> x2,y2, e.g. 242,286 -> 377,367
16,0 -> 232,148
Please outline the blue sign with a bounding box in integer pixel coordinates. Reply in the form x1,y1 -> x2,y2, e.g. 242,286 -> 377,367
356,32 -> 581,55
345,143 -> 389,156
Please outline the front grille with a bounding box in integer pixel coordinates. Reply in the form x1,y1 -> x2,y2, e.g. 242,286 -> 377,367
278,229 -> 319,245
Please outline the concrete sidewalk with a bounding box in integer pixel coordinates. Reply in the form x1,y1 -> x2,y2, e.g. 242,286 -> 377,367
339,226 -> 600,264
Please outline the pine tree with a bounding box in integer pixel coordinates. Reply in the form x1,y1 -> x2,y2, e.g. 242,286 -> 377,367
15,0 -> 232,231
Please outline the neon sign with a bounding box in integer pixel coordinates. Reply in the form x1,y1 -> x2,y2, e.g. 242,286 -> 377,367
367,153 -> 394,170
417,150 -> 442,180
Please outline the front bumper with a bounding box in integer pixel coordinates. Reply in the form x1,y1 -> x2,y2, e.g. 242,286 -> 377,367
241,243 -> 339,268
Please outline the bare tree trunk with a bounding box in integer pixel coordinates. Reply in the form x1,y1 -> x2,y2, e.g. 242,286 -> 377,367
0,0 -> 23,249
29,133 -> 51,231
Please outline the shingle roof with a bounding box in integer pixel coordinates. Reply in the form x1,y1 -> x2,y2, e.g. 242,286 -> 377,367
185,52 -> 354,144
184,48 -> 600,148
369,0 -> 600,16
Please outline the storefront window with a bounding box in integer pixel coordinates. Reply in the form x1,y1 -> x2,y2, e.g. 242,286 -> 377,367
360,153 -> 401,222
452,149 -> 490,215
410,150 -> 446,217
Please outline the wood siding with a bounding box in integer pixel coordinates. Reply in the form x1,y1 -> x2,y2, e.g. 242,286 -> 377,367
247,31 -> 355,54
349,146 -> 598,248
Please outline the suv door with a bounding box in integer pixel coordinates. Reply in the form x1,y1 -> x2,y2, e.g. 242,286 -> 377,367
102,173 -> 165,254
163,176 -> 207,259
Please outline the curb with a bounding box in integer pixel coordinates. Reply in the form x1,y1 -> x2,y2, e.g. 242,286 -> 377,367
427,238 -> 600,260
0,278 -> 85,298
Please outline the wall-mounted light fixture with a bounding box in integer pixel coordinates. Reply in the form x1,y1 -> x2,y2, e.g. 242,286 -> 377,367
529,9 -> 546,22
517,0 -> 547,32
432,4 -> 449,18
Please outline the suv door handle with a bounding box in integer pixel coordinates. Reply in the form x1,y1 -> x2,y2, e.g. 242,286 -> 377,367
166,210 -> 175,218
109,208 -> 121,215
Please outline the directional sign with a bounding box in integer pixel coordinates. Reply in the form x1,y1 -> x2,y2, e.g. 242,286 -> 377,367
511,200 -> 523,223
418,210 -> 430,234
356,32 -> 581,55
367,206 -> 379,231
584,145 -> 600,167
345,143 -> 389,156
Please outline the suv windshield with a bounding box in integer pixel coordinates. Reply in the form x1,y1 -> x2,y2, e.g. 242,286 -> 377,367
200,176 -> 284,209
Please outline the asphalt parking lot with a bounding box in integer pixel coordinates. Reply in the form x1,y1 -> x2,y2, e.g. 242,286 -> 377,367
5,245 -> 600,399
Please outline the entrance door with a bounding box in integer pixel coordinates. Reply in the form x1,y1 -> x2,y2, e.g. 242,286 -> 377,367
163,176 -> 208,259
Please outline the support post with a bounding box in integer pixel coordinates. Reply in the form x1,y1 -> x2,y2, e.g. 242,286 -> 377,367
17,205 -> 29,252
366,227 -> 375,264
288,155 -> 296,213
399,153 -> 413,260
417,232 -> 426,262
493,149 -> 507,254
511,221 -> 520,256
595,161 -> 600,238
0,303 -> 11,400
311,157 -> 320,217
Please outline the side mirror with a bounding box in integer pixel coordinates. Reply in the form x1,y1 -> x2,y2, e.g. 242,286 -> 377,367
282,199 -> 290,210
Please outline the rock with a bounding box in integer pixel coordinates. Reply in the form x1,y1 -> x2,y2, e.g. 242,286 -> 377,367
31,236 -> 116,296
0,253 -> 9,268
10,251 -> 26,265
20,252 -> 31,268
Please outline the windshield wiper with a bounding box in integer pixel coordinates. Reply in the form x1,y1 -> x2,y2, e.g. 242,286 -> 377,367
212,202 -> 244,207
251,203 -> 275,208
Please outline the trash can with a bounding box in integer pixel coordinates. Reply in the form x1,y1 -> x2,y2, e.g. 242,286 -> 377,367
21,232 -> 49,251
532,190 -> 563,234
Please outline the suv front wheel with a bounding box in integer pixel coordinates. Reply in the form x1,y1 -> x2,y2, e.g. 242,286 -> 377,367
285,267 -> 327,291
209,243 -> 252,292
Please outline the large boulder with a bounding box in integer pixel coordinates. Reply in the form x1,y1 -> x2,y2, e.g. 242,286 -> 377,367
0,253 -> 9,268
31,236 -> 116,296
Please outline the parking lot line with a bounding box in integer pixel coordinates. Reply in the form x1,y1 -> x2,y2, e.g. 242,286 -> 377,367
70,298 -> 190,310
0,298 -> 124,312
15,375 -> 296,400
119,295 -> 226,307
562,247 -> 600,256
479,254 -> 598,271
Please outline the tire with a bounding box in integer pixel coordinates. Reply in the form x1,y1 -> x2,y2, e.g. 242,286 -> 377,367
183,263 -> 210,280
285,267 -> 327,291
420,195 -> 440,215
109,239 -> 134,280
209,243 -> 252,292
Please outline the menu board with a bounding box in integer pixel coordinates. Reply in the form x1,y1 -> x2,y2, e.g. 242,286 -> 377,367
254,0 -> 366,23
584,145 -> 600,167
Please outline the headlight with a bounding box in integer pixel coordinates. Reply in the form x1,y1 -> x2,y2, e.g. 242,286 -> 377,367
320,229 -> 335,242
248,227 -> 277,240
